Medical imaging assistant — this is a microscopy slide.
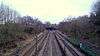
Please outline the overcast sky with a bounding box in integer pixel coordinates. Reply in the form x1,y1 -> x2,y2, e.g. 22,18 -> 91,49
0,0 -> 95,24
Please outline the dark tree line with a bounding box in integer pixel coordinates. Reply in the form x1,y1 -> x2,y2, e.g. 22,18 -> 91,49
0,3 -> 45,49
93,1 -> 100,46
57,0 -> 100,47
58,15 -> 95,39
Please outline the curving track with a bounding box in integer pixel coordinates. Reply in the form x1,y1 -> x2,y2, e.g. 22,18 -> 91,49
12,30 -> 85,56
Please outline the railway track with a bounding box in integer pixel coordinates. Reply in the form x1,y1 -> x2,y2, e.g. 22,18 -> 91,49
11,30 -> 49,56
21,31 -> 49,56
12,30 -> 85,56
55,30 -> 85,56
